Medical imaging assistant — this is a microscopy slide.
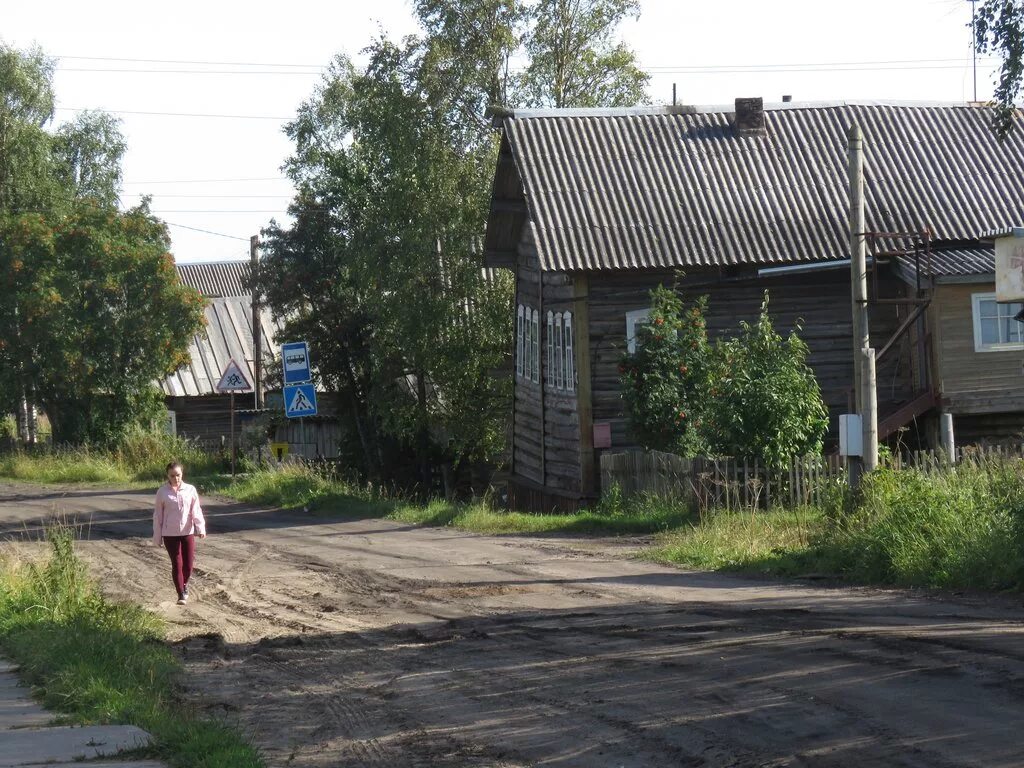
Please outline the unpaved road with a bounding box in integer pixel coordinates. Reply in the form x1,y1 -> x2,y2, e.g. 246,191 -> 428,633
3,483 -> 1024,767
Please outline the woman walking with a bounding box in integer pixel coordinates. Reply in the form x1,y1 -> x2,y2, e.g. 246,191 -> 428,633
153,461 -> 206,605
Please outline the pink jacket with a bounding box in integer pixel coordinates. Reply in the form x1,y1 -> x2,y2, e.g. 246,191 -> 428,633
153,482 -> 206,546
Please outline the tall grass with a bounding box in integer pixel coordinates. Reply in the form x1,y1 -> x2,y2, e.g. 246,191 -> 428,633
0,524 -> 263,767
813,456 -> 1024,590
0,432 -> 225,486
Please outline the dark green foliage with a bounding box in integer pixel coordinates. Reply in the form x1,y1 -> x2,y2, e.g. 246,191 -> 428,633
619,288 -> 828,465
619,285 -> 711,455
703,293 -> 829,467
975,1 -> 1024,137
1,204 -> 206,445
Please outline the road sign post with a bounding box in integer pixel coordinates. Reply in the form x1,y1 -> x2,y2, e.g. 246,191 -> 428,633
282,342 -> 312,385
215,359 -> 253,478
281,342 -> 315,460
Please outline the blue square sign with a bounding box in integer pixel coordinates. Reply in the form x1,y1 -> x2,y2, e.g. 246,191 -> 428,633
284,383 -> 317,418
282,341 -> 311,385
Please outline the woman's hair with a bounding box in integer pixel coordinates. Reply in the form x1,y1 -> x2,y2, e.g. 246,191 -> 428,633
166,461 -> 183,474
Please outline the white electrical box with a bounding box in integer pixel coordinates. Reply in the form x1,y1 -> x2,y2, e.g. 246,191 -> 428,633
839,414 -> 862,457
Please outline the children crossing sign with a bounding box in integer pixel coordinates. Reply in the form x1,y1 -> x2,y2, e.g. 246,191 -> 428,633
284,383 -> 317,418
215,359 -> 252,392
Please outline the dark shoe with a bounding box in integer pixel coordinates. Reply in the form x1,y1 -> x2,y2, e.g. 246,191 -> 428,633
183,583 -> 189,599
177,595 -> 188,605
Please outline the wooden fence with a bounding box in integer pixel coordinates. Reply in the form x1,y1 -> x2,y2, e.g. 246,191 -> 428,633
600,450 -> 847,512
600,444 -> 1024,512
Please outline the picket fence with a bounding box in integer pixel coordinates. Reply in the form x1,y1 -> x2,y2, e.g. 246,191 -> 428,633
600,444 -> 1024,512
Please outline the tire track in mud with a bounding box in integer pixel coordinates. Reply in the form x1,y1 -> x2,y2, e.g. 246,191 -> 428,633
8,483 -> 1024,767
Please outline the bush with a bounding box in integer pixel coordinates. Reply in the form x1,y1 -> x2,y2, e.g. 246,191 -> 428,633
703,292 -> 829,467
619,285 -> 712,455
813,456 -> 1024,589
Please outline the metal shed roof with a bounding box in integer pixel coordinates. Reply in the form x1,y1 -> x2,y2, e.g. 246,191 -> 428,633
175,260 -> 250,297
494,102 -> 1024,272
161,260 -> 282,397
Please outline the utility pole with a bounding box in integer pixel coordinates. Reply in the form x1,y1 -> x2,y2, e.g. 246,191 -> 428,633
862,347 -> 878,472
250,235 -> 262,410
848,125 -> 872,483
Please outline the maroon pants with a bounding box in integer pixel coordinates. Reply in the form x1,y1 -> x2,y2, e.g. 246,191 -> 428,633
163,535 -> 195,597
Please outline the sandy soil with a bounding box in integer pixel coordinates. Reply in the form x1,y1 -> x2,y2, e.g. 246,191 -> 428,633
3,481 -> 1024,767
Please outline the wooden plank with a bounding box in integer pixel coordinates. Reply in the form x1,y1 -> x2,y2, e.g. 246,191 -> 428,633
575,274 -> 596,496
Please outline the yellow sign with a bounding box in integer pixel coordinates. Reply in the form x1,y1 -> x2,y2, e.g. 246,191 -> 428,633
271,442 -> 289,462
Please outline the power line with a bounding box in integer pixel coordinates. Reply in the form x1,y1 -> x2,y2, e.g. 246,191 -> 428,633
641,56 -> 998,72
57,54 -> 325,68
125,194 -> 292,198
152,209 -> 293,213
59,67 -> 323,76
54,106 -> 291,120
163,221 -> 250,241
122,177 -> 287,185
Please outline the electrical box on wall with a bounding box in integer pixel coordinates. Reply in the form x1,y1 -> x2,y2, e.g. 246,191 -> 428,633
839,414 -> 862,457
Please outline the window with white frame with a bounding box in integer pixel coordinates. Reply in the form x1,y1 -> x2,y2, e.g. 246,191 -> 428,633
625,308 -> 651,354
517,304 -> 541,383
545,311 -> 575,392
972,293 -> 1024,352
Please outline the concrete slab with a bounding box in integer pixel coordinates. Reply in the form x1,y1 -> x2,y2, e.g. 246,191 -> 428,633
0,672 -> 52,729
0,724 -> 152,766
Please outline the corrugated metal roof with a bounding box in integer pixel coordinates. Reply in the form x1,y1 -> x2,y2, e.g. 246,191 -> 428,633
160,296 -> 282,397
175,260 -> 250,297
894,247 -> 995,286
501,102 -> 1024,272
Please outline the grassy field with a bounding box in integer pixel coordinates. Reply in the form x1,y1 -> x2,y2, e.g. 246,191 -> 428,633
0,526 -> 264,768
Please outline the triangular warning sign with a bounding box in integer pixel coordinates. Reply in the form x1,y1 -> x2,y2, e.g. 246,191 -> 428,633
215,358 -> 253,392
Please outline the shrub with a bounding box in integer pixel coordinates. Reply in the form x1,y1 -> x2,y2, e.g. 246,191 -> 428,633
703,292 -> 828,467
619,285 -> 712,456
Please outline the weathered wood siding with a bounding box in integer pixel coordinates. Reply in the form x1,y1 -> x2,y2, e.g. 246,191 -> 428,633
586,266 -> 915,454
511,226 -> 583,493
931,283 -> 1024,414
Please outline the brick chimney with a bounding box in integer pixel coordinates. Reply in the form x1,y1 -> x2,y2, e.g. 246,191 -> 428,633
734,97 -> 765,136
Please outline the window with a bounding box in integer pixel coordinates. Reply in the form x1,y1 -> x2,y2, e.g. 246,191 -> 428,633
516,305 -> 524,377
972,293 -> 1024,352
531,309 -> 540,382
625,308 -> 651,354
547,311 -> 555,388
563,311 -> 575,391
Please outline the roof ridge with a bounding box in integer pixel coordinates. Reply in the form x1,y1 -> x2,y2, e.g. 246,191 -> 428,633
507,100 -> 995,120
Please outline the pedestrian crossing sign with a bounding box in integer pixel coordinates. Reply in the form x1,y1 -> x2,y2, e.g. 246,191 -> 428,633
284,383 -> 317,418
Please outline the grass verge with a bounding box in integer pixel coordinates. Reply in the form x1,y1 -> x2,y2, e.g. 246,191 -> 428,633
0,433 -> 227,487
221,464 -> 693,535
0,526 -> 263,768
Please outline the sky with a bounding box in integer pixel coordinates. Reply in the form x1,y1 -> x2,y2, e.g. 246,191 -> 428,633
3,0 -> 1000,263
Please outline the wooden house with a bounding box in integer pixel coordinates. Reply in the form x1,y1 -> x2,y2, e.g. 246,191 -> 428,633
483,99 -> 1024,510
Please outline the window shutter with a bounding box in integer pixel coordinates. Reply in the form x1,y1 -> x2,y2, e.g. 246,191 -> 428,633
564,311 -> 575,391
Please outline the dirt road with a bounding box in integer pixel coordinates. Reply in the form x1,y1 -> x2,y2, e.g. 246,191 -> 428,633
3,482 -> 1024,767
